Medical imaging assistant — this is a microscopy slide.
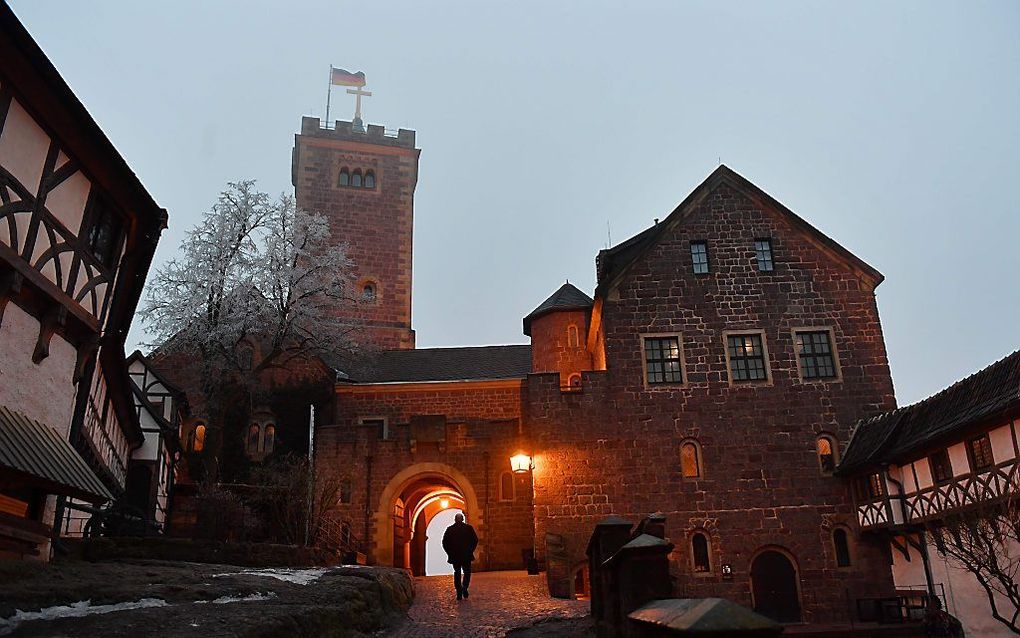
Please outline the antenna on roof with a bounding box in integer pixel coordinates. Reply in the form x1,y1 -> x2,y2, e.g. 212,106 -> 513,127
607,220 -> 612,247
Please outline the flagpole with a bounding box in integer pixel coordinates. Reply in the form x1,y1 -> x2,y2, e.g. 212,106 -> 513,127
324,65 -> 333,127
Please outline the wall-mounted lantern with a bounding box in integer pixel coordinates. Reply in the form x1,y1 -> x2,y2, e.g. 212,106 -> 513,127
510,452 -> 534,474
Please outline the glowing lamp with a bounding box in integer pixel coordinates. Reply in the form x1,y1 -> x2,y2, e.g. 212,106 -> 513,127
440,498 -> 450,509
510,452 -> 533,474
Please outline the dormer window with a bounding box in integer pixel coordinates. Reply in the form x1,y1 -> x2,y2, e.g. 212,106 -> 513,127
338,168 -> 350,187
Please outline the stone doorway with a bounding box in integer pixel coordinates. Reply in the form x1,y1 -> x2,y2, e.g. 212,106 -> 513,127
372,463 -> 482,574
750,549 -> 802,623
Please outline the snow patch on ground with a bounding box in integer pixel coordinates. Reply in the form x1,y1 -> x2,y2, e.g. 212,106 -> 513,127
214,567 -> 334,585
196,592 -> 278,604
0,598 -> 168,636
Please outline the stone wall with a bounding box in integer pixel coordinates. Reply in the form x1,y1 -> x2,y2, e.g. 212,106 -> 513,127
529,310 -> 593,386
525,181 -> 899,621
292,117 -> 418,350
319,380 -> 535,571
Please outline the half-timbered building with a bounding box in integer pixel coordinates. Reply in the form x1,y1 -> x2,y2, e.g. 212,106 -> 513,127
841,348 -> 1020,636
0,4 -> 166,558
125,351 -> 184,533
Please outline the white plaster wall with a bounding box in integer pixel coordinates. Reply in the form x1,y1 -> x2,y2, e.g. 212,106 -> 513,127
948,442 -> 969,478
45,169 -> 91,236
133,408 -> 161,462
893,538 -> 1019,637
0,99 -> 49,196
989,423 -> 1015,463
0,303 -> 77,435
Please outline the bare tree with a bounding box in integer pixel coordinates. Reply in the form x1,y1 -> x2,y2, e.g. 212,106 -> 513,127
928,489 -> 1020,635
140,179 -> 360,419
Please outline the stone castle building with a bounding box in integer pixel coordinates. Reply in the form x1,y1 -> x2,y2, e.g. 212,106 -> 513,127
277,115 -> 903,625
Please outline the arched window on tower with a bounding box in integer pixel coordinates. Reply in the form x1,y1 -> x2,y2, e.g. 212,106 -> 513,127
833,528 -> 852,567
338,168 -> 350,187
192,423 -> 206,452
364,170 -> 376,189
567,325 -> 580,348
499,471 -> 515,501
362,282 -> 376,301
680,439 -> 702,479
247,424 -> 261,456
691,532 -> 711,573
568,373 -> 582,388
817,435 -> 839,475
351,169 -> 363,188
263,424 -> 276,455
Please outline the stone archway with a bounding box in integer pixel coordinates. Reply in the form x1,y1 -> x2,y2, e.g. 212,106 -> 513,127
371,463 -> 483,571
750,547 -> 802,623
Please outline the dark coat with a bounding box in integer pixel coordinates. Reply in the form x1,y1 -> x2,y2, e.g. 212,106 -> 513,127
442,521 -> 478,565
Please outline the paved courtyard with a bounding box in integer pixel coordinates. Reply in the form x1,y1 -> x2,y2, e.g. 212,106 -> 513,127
386,571 -> 589,637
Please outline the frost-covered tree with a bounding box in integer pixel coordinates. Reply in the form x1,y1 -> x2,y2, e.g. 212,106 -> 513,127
140,180 -> 358,415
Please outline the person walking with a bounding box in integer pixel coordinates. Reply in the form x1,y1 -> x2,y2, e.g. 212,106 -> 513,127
442,512 -> 478,600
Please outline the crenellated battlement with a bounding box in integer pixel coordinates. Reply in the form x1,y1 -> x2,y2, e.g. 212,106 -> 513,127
299,116 -> 416,149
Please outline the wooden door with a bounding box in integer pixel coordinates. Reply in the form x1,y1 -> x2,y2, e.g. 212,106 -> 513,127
751,550 -> 801,622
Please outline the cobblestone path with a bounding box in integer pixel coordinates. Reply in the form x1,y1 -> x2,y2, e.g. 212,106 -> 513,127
385,570 -> 589,637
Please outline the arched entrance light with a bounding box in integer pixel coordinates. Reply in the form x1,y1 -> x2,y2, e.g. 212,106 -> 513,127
440,498 -> 450,509
510,452 -> 533,474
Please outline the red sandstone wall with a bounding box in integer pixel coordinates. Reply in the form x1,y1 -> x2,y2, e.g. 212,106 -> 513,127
293,121 -> 417,350
320,381 -> 535,571
526,182 -> 898,620
529,310 -> 593,386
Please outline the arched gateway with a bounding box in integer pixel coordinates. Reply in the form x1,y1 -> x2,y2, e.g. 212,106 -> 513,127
372,463 -> 483,574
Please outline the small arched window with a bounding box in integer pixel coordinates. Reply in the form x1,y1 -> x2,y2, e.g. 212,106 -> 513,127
351,169 -> 363,188
263,424 -> 276,455
568,373 -> 582,388
499,471 -> 515,502
338,168 -> 350,187
339,479 -> 353,504
193,423 -> 206,452
680,439 -> 702,479
817,435 -> 838,474
362,283 -> 376,301
692,532 -> 711,573
833,528 -> 851,567
247,424 -> 261,454
364,170 -> 375,189
567,325 -> 580,348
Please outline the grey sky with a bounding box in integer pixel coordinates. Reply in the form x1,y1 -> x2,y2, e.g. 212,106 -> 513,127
10,1 -> 1019,406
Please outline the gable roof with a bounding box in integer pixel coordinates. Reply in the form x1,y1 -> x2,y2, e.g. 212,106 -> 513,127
127,350 -> 185,398
523,282 -> 594,336
595,165 -> 884,295
347,345 -> 532,384
839,349 -> 1020,473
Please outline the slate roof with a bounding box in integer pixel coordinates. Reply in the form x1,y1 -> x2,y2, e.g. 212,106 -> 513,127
839,349 -> 1020,473
523,283 -> 594,336
595,165 -> 884,294
0,405 -> 113,503
347,345 -> 532,384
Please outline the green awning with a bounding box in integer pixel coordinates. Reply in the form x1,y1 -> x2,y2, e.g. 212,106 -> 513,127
0,405 -> 113,503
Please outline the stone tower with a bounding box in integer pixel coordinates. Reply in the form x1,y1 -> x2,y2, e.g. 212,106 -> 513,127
292,117 -> 419,350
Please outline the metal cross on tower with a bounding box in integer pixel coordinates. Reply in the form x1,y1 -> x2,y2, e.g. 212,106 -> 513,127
348,86 -> 372,133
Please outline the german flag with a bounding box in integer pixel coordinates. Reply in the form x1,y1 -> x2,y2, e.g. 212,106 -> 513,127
331,68 -> 366,87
